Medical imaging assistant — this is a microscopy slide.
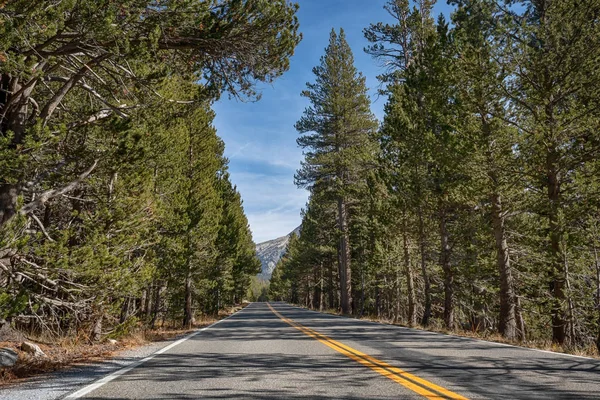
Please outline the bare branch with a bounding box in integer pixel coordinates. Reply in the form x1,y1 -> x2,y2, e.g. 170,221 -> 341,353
29,213 -> 55,242
45,75 -> 129,118
39,54 -> 110,124
18,159 -> 99,217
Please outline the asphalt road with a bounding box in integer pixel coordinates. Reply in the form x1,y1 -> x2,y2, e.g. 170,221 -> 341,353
60,302 -> 600,399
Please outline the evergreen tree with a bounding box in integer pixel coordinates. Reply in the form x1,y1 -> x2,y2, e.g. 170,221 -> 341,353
281,0 -> 600,353
295,29 -> 378,315
451,0 -> 522,340
182,106 -> 224,327
0,1 -> 300,337
504,0 -> 600,344
364,0 -> 437,326
0,0 -> 301,228
213,173 -> 261,313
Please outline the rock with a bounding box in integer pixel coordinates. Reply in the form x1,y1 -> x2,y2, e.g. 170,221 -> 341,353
107,339 -> 118,345
0,347 -> 17,367
20,341 -> 45,357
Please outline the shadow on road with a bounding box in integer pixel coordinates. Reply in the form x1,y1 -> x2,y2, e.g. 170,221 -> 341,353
84,351 -> 386,399
82,302 -> 600,399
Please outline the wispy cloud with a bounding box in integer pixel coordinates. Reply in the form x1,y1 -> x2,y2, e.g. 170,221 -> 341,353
226,140 -> 302,172
228,141 -> 253,159
230,170 -> 308,243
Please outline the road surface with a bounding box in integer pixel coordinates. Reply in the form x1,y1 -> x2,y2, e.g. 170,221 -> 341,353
59,302 -> 600,399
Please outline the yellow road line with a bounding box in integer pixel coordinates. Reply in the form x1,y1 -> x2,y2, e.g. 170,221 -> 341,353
267,303 -> 468,400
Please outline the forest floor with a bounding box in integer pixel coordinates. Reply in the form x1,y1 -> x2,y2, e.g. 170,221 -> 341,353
307,306 -> 600,360
0,304 -> 247,387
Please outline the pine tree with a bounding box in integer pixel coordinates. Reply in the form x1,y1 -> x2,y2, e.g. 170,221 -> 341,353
183,107 -> 224,327
364,0 -> 437,325
297,189 -> 338,310
0,0 -> 301,235
214,173 -> 261,312
0,1 -> 300,337
295,29 -> 378,315
451,0 -> 522,340
504,0 -> 600,345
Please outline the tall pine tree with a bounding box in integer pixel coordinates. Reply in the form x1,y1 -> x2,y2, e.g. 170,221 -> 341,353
295,29 -> 378,315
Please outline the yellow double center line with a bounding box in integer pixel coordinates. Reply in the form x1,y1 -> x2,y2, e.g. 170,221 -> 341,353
267,303 -> 468,400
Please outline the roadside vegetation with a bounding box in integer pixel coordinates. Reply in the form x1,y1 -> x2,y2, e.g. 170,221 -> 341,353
270,0 -> 600,357
2,0 -> 600,380
0,0 -> 301,375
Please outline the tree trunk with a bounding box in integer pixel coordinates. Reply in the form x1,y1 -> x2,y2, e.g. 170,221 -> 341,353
360,263 -> 365,317
515,294 -> 526,341
383,275 -> 389,319
594,245 -> 600,353
547,152 -> 566,345
564,252 -> 576,345
119,297 -> 131,324
375,274 -> 381,318
0,185 -> 18,226
491,192 -> 517,340
403,226 -> 416,327
216,288 -> 221,315
91,314 -> 102,343
418,206 -> 431,326
313,264 -> 321,311
328,261 -> 334,309
140,290 -> 147,316
337,197 -> 352,314
440,206 -> 454,330
150,282 -> 163,328
393,266 -> 401,323
307,276 -> 313,308
145,284 -> 152,320
183,266 -> 194,328
0,73 -> 42,227
319,261 -> 324,312
1,73 -> 33,145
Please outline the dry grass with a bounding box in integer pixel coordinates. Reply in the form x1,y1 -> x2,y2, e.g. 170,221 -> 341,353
1,339 -> 128,384
0,305 -> 246,387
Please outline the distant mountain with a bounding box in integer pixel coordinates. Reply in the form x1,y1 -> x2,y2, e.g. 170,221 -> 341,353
255,226 -> 301,280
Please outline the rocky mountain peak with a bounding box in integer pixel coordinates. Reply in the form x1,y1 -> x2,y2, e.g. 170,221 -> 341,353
255,226 -> 300,279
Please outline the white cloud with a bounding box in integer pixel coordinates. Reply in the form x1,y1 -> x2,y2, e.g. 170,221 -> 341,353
229,170 -> 308,243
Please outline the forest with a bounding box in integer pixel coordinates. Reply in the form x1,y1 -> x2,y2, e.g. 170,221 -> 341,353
2,0 -> 600,355
270,0 -> 600,353
0,0 -> 300,339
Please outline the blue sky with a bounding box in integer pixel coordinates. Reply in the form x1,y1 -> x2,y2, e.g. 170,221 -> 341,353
213,0 -> 452,244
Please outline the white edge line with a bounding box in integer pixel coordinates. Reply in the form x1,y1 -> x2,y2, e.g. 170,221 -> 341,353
63,307 -> 247,399
283,303 -> 599,361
